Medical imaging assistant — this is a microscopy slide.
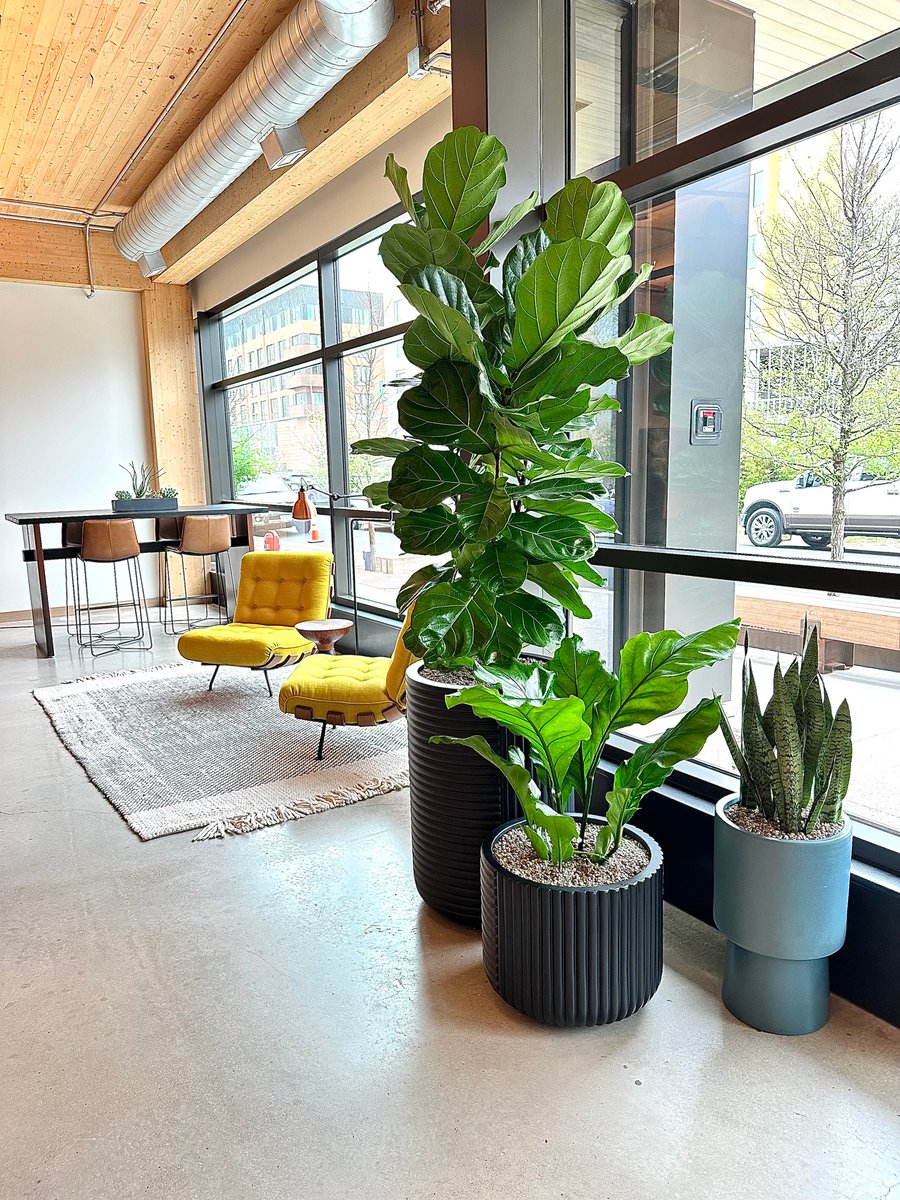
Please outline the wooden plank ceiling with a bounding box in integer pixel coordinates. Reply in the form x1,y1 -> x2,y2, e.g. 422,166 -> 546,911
0,0 -> 450,289
0,0 -> 299,215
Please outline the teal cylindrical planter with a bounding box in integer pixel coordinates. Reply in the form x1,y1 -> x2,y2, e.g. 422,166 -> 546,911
714,795 -> 852,1035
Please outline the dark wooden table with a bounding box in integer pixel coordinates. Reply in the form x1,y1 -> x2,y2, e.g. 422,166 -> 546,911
4,503 -> 268,658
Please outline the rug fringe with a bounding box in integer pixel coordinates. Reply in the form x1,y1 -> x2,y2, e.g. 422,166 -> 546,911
33,661 -> 194,699
192,770 -> 410,841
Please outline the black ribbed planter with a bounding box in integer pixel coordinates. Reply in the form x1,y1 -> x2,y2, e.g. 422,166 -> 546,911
406,663 -> 519,927
481,818 -> 664,1026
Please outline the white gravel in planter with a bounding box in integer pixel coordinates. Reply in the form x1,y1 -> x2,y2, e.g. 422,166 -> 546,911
726,804 -> 845,841
494,824 -> 650,887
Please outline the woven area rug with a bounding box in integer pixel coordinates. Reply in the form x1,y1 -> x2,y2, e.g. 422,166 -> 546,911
33,664 -> 409,841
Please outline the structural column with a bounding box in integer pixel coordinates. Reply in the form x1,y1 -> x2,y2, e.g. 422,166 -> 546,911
141,283 -> 207,598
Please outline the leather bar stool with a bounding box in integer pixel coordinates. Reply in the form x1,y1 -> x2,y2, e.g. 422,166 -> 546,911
163,514 -> 235,634
155,515 -> 184,621
73,519 -> 153,656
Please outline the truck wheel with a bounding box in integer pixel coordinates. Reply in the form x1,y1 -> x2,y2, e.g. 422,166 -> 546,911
800,533 -> 831,549
746,507 -> 784,548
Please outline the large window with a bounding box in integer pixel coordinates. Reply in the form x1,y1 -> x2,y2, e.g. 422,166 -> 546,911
573,0 -> 900,174
200,214 -> 422,615
571,7 -> 900,846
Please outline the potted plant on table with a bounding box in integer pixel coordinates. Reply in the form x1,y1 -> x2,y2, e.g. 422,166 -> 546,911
715,626 -> 853,1035
112,461 -> 179,512
351,126 -> 673,925
435,622 -> 740,1025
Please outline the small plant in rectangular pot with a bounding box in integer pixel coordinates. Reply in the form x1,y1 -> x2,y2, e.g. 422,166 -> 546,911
112,461 -> 179,512
435,622 -> 739,1026
350,126 -> 672,926
715,626 -> 853,1036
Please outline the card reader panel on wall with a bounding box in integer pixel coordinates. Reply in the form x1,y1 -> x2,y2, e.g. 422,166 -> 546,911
691,401 -> 723,445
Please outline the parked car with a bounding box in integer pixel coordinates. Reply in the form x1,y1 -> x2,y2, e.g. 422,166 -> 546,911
742,468 -> 900,548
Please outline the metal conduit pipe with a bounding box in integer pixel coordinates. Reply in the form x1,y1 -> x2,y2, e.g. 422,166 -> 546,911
113,0 -> 393,275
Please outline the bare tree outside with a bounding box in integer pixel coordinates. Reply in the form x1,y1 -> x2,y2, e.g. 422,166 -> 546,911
745,114 -> 900,559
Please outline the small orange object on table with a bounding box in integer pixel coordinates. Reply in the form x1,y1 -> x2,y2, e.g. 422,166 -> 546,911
296,618 -> 353,655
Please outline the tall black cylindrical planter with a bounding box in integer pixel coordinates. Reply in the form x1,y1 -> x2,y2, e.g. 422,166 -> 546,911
481,818 -> 664,1026
406,662 -> 518,926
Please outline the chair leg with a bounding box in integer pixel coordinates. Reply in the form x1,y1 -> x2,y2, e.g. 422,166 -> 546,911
317,721 -> 329,761
263,670 -> 273,698
208,665 -> 220,692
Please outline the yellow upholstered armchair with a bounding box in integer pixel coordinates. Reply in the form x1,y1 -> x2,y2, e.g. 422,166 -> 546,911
279,608 -> 417,758
178,550 -> 333,694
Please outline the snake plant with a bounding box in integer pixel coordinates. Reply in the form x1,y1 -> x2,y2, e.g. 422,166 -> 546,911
718,626 -> 852,834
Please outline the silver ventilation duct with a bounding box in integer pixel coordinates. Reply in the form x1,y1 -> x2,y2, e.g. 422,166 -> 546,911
114,0 -> 394,273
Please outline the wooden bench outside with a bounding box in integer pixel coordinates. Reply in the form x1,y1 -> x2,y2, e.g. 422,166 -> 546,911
735,591 -> 900,672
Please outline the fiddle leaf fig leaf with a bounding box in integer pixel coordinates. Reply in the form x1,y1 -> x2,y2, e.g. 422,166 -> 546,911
612,314 -> 674,365
351,437 -> 417,458
397,562 -> 456,612
394,506 -> 464,555
503,591 -> 565,648
527,497 -> 617,533
542,178 -> 633,255
502,229 -> 550,321
506,240 -> 632,371
399,276 -> 485,371
398,360 -> 494,451
511,339 -> 630,407
510,475 -> 608,501
467,543 -> 528,595
473,659 -> 554,699
457,485 -> 511,542
389,446 -> 481,509
422,127 -> 508,242
404,316 -> 458,370
384,153 -> 423,225
361,480 -> 391,508
506,512 -> 594,562
526,563 -> 592,621
402,265 -> 481,330
412,582 -> 501,664
472,190 -> 540,256
381,225 -> 483,291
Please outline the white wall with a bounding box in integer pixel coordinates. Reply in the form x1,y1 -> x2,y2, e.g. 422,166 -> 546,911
0,282 -> 152,614
192,101 -> 452,312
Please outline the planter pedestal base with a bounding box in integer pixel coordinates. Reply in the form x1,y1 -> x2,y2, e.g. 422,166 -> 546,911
723,942 -> 830,1036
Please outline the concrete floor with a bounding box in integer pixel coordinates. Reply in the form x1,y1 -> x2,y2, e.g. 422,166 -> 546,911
1,621 -> 899,1200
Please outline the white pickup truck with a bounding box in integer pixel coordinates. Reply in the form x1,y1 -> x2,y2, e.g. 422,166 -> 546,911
741,468 -> 900,548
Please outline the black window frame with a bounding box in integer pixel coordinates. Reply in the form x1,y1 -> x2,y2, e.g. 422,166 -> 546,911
566,9 -> 900,955
196,202 -> 413,620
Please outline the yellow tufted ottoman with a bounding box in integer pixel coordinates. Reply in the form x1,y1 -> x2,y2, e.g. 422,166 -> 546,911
279,608 -> 416,757
178,550 -> 333,694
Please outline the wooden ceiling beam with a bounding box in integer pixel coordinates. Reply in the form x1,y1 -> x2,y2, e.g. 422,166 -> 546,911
0,221 -> 150,291
156,3 -> 450,285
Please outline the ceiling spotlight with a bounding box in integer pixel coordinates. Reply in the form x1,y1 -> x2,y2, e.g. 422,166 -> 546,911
260,124 -> 307,170
137,250 -> 167,278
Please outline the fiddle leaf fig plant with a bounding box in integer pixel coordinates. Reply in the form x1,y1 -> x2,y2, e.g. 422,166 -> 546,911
434,622 -> 740,865
351,127 -> 673,668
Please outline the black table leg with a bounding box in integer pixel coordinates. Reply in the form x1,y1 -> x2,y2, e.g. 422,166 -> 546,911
23,524 -> 53,657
